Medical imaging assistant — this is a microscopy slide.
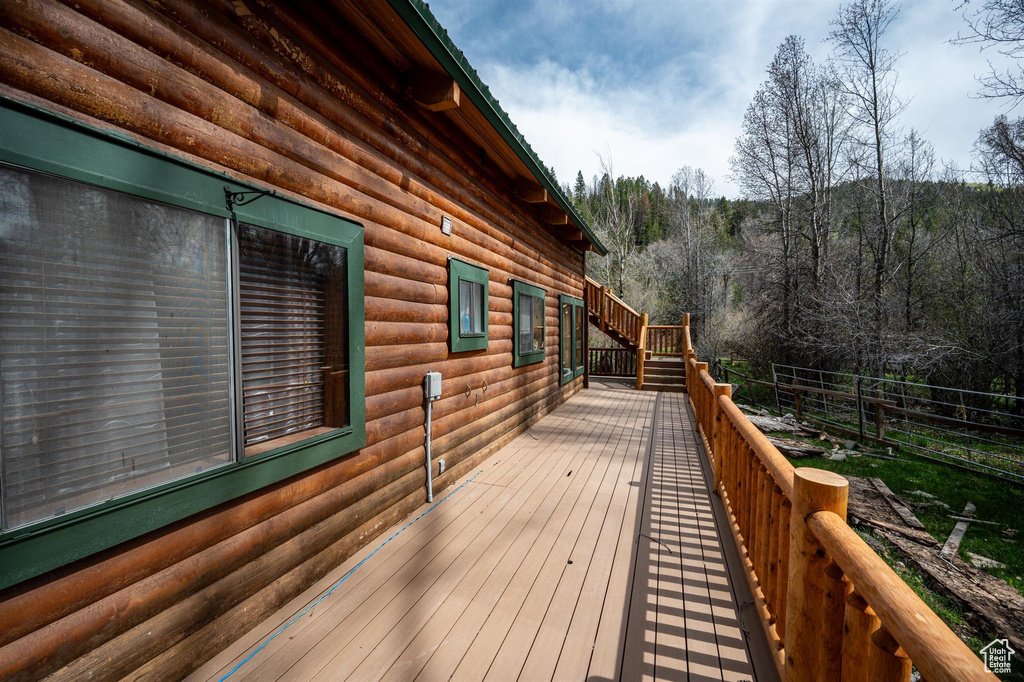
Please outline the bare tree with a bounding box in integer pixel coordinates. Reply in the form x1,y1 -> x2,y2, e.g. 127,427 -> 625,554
731,36 -> 850,362
589,155 -> 638,298
955,0 -> 1024,106
891,129 -> 938,333
829,0 -> 906,371
731,82 -> 797,336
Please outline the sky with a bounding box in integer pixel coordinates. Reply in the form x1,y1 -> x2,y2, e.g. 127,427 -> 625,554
427,0 -> 1018,198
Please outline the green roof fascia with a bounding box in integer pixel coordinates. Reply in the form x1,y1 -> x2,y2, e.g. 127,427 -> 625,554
387,0 -> 608,257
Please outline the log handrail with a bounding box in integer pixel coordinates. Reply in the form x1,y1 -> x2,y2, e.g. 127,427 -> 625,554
682,315 -> 996,682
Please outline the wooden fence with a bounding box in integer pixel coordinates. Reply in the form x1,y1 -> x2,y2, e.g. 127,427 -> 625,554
716,362 -> 1024,484
683,323 -> 995,681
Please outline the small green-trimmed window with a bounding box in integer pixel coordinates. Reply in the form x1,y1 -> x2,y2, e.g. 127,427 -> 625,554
559,294 -> 585,384
513,280 -> 546,367
449,258 -> 489,352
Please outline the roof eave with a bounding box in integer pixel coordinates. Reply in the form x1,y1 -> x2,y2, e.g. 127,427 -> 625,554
386,0 -> 608,257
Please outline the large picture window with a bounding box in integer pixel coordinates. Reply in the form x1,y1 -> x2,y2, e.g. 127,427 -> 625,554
0,100 -> 364,589
448,258 -> 489,353
512,280 -> 546,367
559,294 -> 585,384
0,166 -> 233,529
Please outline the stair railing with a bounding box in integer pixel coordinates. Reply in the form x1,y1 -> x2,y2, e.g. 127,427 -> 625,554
583,277 -> 642,347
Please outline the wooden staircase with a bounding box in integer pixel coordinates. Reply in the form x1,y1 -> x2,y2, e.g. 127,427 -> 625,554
584,277 -> 689,392
640,354 -> 686,392
584,277 -> 642,351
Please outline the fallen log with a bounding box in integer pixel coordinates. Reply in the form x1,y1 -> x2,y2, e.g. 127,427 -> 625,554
870,477 -> 927,531
767,436 -> 826,459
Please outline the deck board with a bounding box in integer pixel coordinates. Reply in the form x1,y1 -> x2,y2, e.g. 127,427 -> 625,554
187,381 -> 762,682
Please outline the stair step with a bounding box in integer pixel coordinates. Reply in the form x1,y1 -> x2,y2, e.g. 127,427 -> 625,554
646,357 -> 686,367
643,372 -> 684,384
640,382 -> 687,393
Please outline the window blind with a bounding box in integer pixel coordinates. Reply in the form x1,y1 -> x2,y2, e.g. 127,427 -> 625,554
237,224 -> 347,454
0,165 -> 231,529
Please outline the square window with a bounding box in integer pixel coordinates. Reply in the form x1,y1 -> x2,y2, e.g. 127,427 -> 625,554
512,280 -> 546,367
449,258 -> 489,352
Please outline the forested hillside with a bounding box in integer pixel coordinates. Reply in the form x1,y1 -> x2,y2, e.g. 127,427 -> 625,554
575,0 -> 1024,402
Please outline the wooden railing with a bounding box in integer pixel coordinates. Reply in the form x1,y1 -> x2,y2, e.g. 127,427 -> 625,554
583,277 -> 642,348
683,321 -> 995,682
588,347 -> 637,377
646,325 -> 686,356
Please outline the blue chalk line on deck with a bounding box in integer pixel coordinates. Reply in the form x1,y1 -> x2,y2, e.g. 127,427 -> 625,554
217,469 -> 484,682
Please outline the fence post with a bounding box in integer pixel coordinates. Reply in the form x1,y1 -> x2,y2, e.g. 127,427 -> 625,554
874,388 -> 886,440
856,376 -> 865,441
772,364 -> 782,415
712,383 -> 732,494
783,468 -> 849,682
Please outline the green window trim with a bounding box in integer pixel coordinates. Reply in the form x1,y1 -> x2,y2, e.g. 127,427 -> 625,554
0,97 -> 366,591
512,279 -> 547,368
559,294 -> 585,385
448,257 -> 489,353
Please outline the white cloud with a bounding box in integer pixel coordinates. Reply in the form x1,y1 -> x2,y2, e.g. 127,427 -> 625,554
435,0 -> 1021,197
483,59 -> 738,193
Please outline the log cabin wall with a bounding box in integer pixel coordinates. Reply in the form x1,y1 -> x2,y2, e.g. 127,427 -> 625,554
0,1 -> 594,679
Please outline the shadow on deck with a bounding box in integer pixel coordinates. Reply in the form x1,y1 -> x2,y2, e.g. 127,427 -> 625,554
188,380 -> 775,681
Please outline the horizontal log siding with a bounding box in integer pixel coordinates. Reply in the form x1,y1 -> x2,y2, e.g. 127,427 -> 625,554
0,1 -> 585,680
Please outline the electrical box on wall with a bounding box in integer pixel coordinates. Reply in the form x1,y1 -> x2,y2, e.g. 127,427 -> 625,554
424,371 -> 442,400
441,215 -> 452,235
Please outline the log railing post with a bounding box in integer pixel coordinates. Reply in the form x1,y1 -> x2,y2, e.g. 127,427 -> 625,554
868,626 -> 912,682
783,468 -> 849,682
695,362 -> 709,433
842,590 -> 878,682
636,313 -> 648,391
711,383 -> 732,493
685,349 -> 696,394
598,285 -> 607,331
822,562 -> 852,682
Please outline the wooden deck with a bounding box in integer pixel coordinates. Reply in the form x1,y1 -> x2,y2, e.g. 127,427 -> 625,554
188,380 -> 764,681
